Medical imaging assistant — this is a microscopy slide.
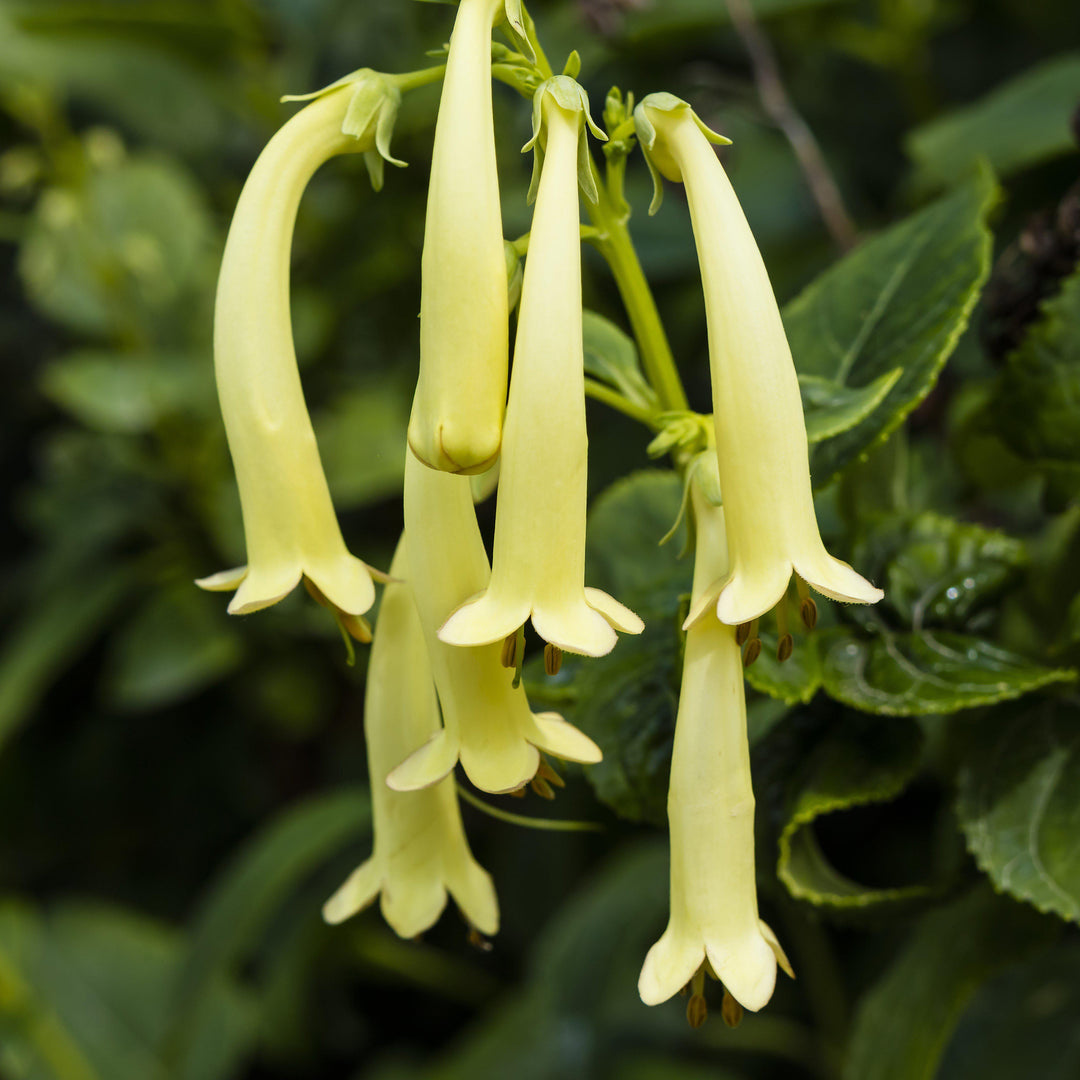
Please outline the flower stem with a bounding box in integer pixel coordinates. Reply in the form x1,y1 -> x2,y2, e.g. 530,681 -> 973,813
584,378 -> 658,426
393,65 -> 448,93
456,783 -> 604,832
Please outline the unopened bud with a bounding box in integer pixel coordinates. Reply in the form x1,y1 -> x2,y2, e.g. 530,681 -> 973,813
686,993 -> 708,1029
777,632 -> 794,662
721,990 -> 743,1029
544,642 -> 563,676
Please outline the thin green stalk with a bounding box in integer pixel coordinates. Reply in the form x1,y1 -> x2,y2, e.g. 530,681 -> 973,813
393,64 -> 447,93
584,377 -> 658,426
457,783 -> 604,832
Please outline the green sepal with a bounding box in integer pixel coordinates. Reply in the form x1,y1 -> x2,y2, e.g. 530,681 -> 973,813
633,91 -> 731,215
501,0 -> 536,64
522,76 -> 607,205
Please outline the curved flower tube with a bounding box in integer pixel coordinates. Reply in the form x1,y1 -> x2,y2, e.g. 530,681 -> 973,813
410,0 -> 509,475
439,78 -> 644,658
391,450 -> 602,795
635,94 -> 883,627
639,470 -> 793,1013
198,81 -> 399,617
323,540 -> 498,939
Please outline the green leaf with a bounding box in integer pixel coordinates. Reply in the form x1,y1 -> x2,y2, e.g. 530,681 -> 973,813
844,888 -> 1059,1080
859,512 -> 1028,631
907,52 -> 1080,188
778,713 -> 928,908
744,630 -> 822,705
105,586 -> 244,711
313,382 -> 411,509
19,157 -> 212,337
0,900 -> 256,1080
582,310 -> 659,412
0,568 -> 131,755
170,787 -> 371,1040
41,351 -> 209,433
800,367 -> 902,444
784,166 -> 997,485
819,626 -> 1074,716
937,944 -> 1080,1080
993,266 -> 1080,471
620,0 -> 844,41
956,702 -> 1080,923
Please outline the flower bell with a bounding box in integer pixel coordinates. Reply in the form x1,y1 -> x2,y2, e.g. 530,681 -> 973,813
323,539 -> 498,940
639,463 -> 793,1017
198,76 -> 403,620
635,93 -> 882,628
438,77 -> 645,658
409,0 -> 514,475
390,450 -> 602,795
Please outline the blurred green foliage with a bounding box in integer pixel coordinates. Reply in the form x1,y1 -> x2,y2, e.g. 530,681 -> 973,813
0,0 -> 1079,1077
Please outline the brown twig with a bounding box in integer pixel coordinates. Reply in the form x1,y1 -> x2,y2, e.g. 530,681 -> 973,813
724,0 -> 858,252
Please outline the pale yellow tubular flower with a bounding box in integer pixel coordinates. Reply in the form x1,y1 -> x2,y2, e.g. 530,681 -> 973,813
323,540 -> 498,939
390,450 -> 601,795
198,81 -> 398,618
635,94 -> 883,628
439,78 -> 644,658
639,468 -> 793,1013
410,0 -> 509,475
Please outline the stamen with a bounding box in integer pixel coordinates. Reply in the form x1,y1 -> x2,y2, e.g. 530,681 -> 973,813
736,621 -> 752,646
800,596 -> 818,631
544,643 -> 563,676
743,619 -> 762,666
721,989 -> 743,1029
341,612 -> 373,644
467,927 -> 494,952
501,631 -> 519,669
530,774 -> 556,800
537,758 -> 566,789
508,785 -> 527,799
686,966 -> 708,1029
775,602 -> 792,662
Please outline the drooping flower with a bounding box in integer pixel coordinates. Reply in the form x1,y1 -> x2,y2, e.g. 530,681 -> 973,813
198,76 -> 403,618
639,464 -> 793,1016
409,0 -> 512,475
439,77 -> 644,658
323,539 -> 498,940
390,450 -> 601,795
635,93 -> 882,628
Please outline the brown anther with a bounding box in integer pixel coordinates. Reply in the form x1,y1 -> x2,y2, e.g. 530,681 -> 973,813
467,928 -> 494,952
800,596 -> 818,630
686,993 -> 708,1029
735,621 -> 751,646
530,775 -> 556,800
508,785 -> 527,799
679,983 -> 690,998
501,632 -> 519,669
341,612 -> 373,644
777,632 -> 794,663
742,637 -> 762,667
721,990 -> 744,1029
537,758 -> 565,788
544,642 -> 563,676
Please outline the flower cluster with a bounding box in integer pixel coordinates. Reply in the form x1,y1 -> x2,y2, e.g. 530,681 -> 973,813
200,0 -> 882,1028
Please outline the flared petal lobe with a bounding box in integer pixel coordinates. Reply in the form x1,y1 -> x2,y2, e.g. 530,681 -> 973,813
639,477 -> 790,1013
438,78 -> 643,657
205,85 -> 381,617
323,540 -> 498,939
410,0 -> 509,474
635,95 -> 882,626
395,450 -> 601,796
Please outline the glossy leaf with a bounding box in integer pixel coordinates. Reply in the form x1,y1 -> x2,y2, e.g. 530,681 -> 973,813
819,626 -> 1074,716
582,310 -> 659,412
957,702 -> 1080,923
784,167 -> 997,485
800,367 -> 902,444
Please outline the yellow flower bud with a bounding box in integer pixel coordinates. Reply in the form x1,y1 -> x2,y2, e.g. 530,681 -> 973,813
323,540 -> 498,939
391,451 -> 601,795
439,79 -> 644,658
198,82 -> 394,617
639,467 -> 793,1013
410,0 -> 510,474
636,94 -> 883,628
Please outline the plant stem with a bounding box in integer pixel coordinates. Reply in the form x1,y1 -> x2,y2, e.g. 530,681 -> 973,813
457,783 -> 604,832
394,64 -> 448,93
583,378 -> 658,426
587,176 -> 689,412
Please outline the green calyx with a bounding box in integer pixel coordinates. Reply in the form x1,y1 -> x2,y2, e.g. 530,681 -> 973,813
633,91 -> 731,215
283,69 -> 411,192
522,75 -> 607,205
